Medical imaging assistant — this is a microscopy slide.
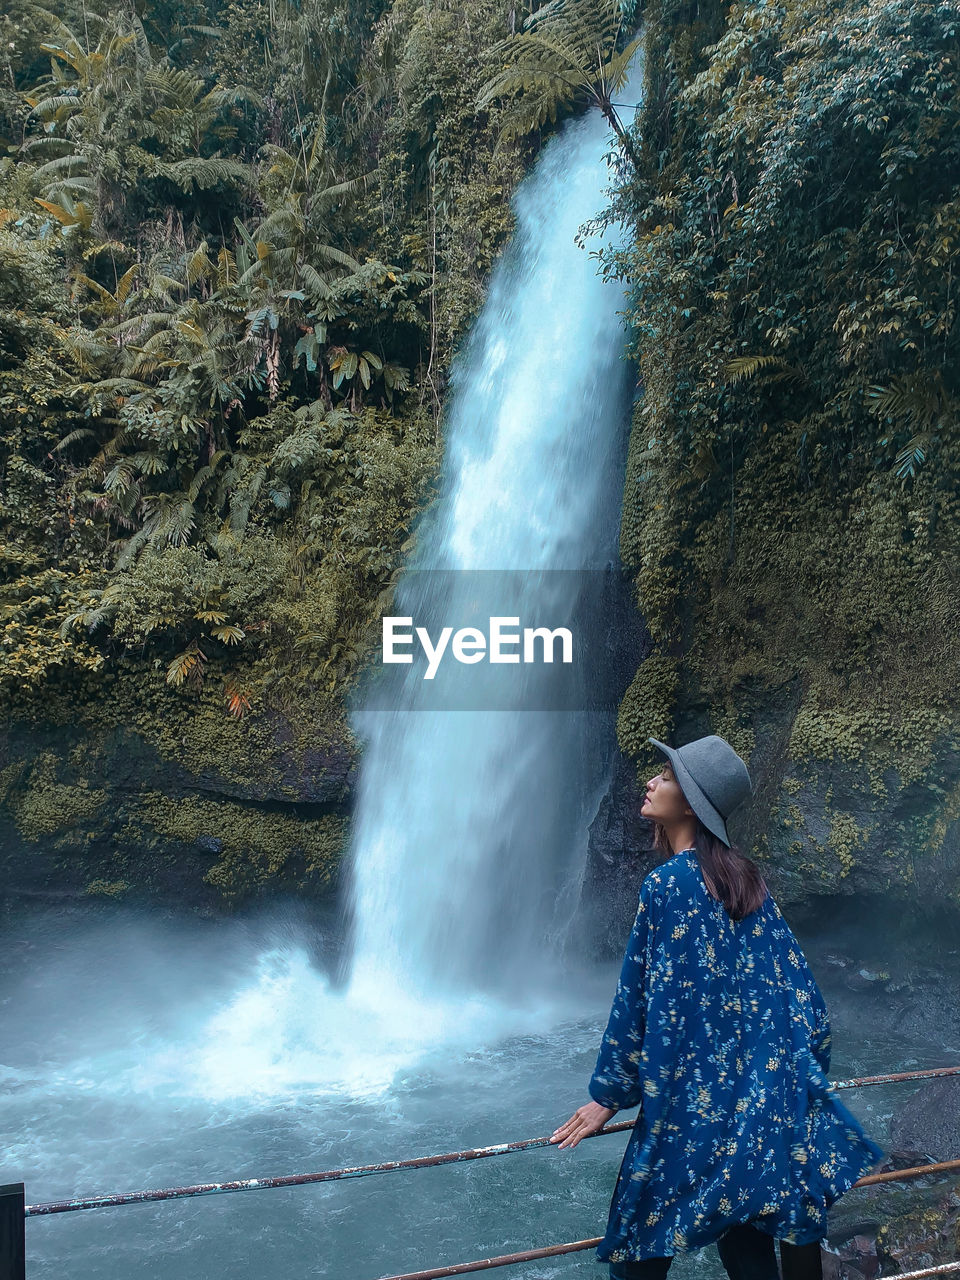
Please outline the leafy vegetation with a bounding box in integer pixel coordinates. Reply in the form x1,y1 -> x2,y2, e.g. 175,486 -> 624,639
0,0 -> 536,723
585,0 -> 960,887
0,0 -> 545,901
476,0 -> 644,165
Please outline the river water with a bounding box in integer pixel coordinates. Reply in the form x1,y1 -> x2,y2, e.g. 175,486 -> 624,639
1,35 -> 948,1280
2,894 -> 950,1278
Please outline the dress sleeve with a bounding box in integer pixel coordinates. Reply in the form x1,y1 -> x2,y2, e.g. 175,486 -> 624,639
808,976 -> 832,1075
588,875 -> 656,1113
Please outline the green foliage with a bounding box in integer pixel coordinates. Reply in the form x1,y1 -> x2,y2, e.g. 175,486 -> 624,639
616,652 -> 681,759
6,750 -> 107,840
364,0 -> 529,358
84,878 -> 131,895
476,0 -> 643,164
593,0 -> 960,801
0,0 -> 529,744
131,788 -> 347,902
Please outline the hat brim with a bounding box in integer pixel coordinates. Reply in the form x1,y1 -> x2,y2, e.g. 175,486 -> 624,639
647,736 -> 732,847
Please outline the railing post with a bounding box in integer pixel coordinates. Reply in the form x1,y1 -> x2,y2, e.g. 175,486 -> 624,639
0,1182 -> 26,1280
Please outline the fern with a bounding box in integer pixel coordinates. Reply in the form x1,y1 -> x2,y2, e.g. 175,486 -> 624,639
210,624 -> 245,644
724,355 -> 803,385
476,0 -> 642,162
166,642 -> 206,687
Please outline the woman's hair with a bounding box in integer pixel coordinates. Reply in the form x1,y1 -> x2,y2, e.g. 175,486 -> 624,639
650,818 -> 769,921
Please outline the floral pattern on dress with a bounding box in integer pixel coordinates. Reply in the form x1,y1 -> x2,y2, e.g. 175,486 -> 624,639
588,847 -> 885,1262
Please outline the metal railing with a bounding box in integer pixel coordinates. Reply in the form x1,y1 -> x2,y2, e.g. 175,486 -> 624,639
4,1063 -> 959,1279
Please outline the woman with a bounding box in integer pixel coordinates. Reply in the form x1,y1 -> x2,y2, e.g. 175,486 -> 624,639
549,734 -> 885,1280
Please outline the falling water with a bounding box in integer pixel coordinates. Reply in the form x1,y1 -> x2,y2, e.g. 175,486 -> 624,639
0,56 -> 649,1127
25,53 -> 653,1108
342,57 -> 646,1012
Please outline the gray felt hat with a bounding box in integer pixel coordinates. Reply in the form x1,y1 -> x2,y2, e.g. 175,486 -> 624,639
647,734 -> 753,848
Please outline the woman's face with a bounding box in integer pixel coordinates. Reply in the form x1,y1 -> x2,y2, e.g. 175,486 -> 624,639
641,761 -> 693,824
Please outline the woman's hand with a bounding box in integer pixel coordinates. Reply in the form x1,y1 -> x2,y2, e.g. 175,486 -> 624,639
549,1100 -> 616,1149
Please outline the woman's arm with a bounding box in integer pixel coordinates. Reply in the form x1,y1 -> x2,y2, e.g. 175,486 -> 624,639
587,875 -> 656,1112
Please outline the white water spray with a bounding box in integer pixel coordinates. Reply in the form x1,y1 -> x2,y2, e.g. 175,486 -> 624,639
340,62 -> 645,1018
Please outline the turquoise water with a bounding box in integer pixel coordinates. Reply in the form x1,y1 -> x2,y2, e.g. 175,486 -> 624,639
0,893 -> 932,1280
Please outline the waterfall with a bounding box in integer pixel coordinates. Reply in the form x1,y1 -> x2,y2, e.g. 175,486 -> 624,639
170,55 -> 647,1100
341,57 -> 645,1009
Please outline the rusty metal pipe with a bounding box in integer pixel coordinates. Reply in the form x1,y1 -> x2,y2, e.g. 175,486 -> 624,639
375,1250 -> 960,1280
371,1161 -> 960,1280
23,1063 -> 959,1217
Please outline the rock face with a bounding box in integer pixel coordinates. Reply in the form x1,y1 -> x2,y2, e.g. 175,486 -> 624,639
573,747 -> 653,958
0,714 -> 359,914
575,678 -> 960,960
4,547 -> 959,943
573,679 -> 800,959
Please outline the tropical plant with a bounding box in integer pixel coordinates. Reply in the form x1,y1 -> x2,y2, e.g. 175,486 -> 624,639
22,12 -> 252,242
255,113 -> 374,302
476,0 -> 642,165
865,371 -> 957,479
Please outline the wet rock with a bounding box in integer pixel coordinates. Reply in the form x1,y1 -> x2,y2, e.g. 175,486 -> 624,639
891,1076 -> 960,1163
824,1231 -> 881,1280
571,747 -> 653,958
0,714 -> 358,912
582,654 -> 960,922
844,967 -> 892,992
876,1179 -> 960,1272
821,1249 -> 872,1280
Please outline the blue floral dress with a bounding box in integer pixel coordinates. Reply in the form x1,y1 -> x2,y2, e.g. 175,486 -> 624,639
588,846 -> 885,1263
